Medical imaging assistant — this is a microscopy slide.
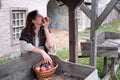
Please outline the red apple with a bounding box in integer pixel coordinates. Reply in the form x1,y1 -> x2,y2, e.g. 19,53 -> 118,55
44,17 -> 48,22
46,65 -> 52,70
40,67 -> 47,72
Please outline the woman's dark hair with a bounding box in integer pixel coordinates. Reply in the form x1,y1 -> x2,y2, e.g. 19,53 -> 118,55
24,10 -> 38,36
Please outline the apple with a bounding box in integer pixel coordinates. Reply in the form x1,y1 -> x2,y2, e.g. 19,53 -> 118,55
46,65 -> 52,70
44,17 -> 48,22
40,67 -> 47,72
35,66 -> 40,71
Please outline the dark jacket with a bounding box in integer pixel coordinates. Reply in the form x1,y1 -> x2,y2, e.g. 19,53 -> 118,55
19,27 -> 48,52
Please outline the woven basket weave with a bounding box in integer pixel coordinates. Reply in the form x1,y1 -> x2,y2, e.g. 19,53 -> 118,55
33,61 -> 58,80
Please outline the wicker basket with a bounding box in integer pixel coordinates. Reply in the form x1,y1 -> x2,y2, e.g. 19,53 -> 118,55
33,61 -> 58,80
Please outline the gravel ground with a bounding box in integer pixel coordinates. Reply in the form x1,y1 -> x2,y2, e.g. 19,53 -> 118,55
50,28 -> 81,51
50,28 -> 69,50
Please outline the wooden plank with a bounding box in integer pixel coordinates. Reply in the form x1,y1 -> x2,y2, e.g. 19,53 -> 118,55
50,55 -> 96,76
90,0 -> 98,67
81,41 -> 119,57
0,53 -> 41,80
95,0 -> 118,30
105,32 -> 120,39
79,3 -> 92,19
0,53 -> 100,80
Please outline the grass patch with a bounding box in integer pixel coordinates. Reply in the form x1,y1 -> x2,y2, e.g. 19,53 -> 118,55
78,28 -> 90,39
56,48 -> 69,60
0,58 -> 12,64
0,56 -> 18,64
97,19 -> 120,33
97,57 -> 104,78
78,57 -> 89,65
117,66 -> 120,80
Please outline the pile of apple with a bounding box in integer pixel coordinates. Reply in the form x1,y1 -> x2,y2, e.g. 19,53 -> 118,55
35,63 -> 53,72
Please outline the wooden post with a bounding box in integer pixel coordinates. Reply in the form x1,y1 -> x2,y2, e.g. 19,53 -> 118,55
68,7 -> 78,63
103,57 -> 108,75
57,0 -> 84,63
90,0 -> 98,67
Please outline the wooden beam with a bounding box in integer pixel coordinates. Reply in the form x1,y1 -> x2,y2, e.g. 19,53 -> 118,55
79,3 -> 92,19
78,3 -> 98,20
95,0 -> 118,30
56,0 -> 84,63
58,0 -> 84,8
90,0 -> 98,67
84,2 -> 91,5
114,6 -> 120,13
68,7 -> 78,63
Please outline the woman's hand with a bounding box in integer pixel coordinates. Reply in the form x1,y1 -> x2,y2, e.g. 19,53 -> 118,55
31,47 -> 53,64
43,17 -> 51,28
41,50 -> 53,64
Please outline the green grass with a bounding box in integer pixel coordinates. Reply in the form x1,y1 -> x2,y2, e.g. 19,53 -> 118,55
0,58 -> 13,64
97,19 -> 120,33
97,57 -> 104,78
117,66 -> 120,80
56,48 -> 69,60
0,56 -> 18,64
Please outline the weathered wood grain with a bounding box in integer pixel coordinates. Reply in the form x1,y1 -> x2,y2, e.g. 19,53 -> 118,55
0,53 -> 100,80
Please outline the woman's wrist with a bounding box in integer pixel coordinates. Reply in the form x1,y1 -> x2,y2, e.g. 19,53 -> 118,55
44,26 -> 49,29
39,49 -> 46,55
44,27 -> 49,32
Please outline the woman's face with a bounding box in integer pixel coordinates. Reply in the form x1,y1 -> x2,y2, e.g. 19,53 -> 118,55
32,13 -> 44,25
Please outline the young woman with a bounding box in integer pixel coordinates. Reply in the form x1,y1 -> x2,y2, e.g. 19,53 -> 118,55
19,10 -> 55,63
